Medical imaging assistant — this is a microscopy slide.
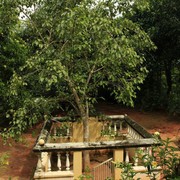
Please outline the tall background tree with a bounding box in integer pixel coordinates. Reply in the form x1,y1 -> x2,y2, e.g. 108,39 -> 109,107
131,0 -> 180,114
0,1 -> 27,128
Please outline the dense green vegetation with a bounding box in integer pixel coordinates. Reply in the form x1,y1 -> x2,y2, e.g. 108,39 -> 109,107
132,0 -> 180,113
0,0 -> 179,141
0,1 -> 28,127
114,137 -> 180,180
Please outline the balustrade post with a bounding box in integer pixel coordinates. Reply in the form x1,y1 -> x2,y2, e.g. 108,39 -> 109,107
120,121 -> 123,131
146,147 -> 149,162
135,131 -> 139,139
102,122 -> 105,131
36,153 -> 42,172
57,152 -> 61,171
141,147 -> 148,162
134,131 -> 137,139
147,147 -> 152,156
47,152 -> 51,172
108,123 -> 111,133
127,125 -> 130,135
54,126 -> 57,137
131,129 -> 134,138
134,151 -> 138,166
133,131 -> 136,139
138,133 -> 141,139
114,122 -> 117,134
66,152 -> 70,171
67,127 -> 70,136
138,134 -> 142,139
125,150 -> 129,163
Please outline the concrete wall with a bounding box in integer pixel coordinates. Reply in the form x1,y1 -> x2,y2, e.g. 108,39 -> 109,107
72,118 -> 103,142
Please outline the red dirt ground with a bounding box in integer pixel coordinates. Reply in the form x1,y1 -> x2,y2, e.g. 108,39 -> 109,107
0,102 -> 179,180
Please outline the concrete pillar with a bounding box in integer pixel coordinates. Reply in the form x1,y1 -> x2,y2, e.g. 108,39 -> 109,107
73,151 -> 82,179
113,149 -> 124,180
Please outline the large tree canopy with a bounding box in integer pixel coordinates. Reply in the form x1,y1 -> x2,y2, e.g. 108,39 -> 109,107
1,0 -> 155,149
0,0 -> 155,168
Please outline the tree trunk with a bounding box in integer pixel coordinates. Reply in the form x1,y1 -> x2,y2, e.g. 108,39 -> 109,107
165,67 -> 172,96
164,59 -> 172,96
67,77 -> 90,170
82,101 -> 90,171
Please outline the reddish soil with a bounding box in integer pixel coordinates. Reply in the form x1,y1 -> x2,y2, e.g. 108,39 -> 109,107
0,123 -> 42,180
96,102 -> 180,141
0,102 -> 179,180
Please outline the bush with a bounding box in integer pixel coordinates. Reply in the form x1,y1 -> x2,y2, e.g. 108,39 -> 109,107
114,136 -> 180,180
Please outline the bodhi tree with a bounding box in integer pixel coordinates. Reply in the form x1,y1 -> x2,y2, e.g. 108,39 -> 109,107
4,0 -> 155,167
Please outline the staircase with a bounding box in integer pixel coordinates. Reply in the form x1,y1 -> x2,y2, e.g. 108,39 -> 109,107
92,158 -> 114,180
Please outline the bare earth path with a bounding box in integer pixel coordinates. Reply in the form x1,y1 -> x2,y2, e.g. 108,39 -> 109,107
0,102 -> 179,179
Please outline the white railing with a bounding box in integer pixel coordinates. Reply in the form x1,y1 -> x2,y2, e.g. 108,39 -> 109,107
127,125 -> 143,139
36,151 -> 71,172
125,147 -> 152,165
53,124 -> 72,137
34,151 -> 74,179
124,147 -> 162,179
92,158 -> 114,180
101,120 -> 144,140
101,120 -> 124,136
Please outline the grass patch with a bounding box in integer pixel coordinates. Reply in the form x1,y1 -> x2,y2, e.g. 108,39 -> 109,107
0,152 -> 9,166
